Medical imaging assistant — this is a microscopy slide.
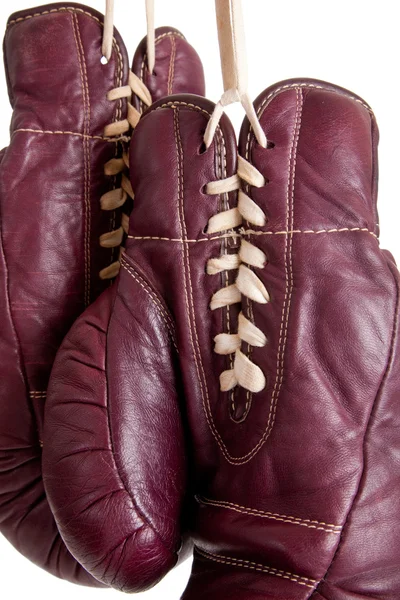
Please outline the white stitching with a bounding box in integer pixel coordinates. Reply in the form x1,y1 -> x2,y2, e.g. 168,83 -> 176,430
127,228 -> 377,243
140,100 -> 379,465
221,87 -> 302,463
196,548 -> 318,589
120,258 -> 178,353
256,82 -> 373,116
71,13 -> 91,307
197,496 -> 342,534
12,128 -> 130,142
139,31 -> 186,112
244,227 -> 378,238
8,7 -> 104,27
167,35 -> 177,96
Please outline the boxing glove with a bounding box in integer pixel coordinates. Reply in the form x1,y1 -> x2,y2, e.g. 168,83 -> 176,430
180,77 -> 400,600
47,77 -> 400,598
0,1 -> 204,585
44,0 -> 400,596
46,1 -> 400,597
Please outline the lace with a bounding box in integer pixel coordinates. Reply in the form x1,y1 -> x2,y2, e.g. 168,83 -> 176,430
102,0 -> 155,71
203,0 -> 269,395
207,156 -> 268,394
204,90 -> 266,150
204,0 -> 267,149
99,71 -> 152,280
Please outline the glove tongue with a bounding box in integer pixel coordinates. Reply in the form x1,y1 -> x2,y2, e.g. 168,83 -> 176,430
239,78 -> 379,236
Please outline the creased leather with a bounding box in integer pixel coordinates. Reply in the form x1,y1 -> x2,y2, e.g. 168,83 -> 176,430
181,81 -> 400,599
41,14 -> 205,595
44,74 -> 400,598
0,1 -> 204,586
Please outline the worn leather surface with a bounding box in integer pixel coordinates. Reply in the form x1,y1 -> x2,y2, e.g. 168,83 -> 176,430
40,10 -> 206,595
132,25 -> 205,108
47,80 -> 400,596
43,70 -> 399,596
0,1 -> 204,586
180,81 -> 400,599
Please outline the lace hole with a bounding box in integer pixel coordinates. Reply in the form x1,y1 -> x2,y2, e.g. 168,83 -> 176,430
100,56 -> 109,65
198,142 -> 207,155
266,140 -> 275,150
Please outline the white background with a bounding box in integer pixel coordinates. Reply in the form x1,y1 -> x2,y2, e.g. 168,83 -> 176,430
0,1 -> 399,598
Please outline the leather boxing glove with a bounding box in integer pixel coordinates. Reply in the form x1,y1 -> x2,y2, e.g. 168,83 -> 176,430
0,1 -> 204,586
179,77 -> 400,600
45,2 -> 400,598
48,81 -> 400,599
179,5 -> 400,597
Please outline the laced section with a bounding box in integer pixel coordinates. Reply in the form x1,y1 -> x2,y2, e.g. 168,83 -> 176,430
99,71 -> 152,280
207,156 -> 268,394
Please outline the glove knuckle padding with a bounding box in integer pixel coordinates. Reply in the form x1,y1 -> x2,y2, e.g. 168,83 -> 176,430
43,261 -> 186,593
42,94 -> 236,591
179,82 -> 400,599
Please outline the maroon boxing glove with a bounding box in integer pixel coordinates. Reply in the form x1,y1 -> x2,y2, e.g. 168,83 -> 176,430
0,1 -> 204,586
179,77 -> 400,599
45,2 -> 400,598
61,83 -> 400,599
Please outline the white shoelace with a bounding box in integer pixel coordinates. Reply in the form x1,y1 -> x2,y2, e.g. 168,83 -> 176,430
102,0 -> 155,72
99,71 -> 152,280
206,156 -> 268,394
205,0 -> 269,394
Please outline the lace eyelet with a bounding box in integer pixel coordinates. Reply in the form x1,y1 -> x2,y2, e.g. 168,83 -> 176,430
198,142 -> 208,155
206,157 -> 268,393
99,71 -> 152,280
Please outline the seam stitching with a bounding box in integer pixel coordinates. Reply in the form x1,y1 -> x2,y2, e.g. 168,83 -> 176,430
173,106 -> 203,390
109,31 -> 124,270
120,259 -> 178,352
256,82 -> 373,116
197,497 -> 342,533
71,13 -> 91,307
12,128 -> 130,142
196,548 -> 317,589
310,260 -> 400,598
7,7 -> 107,26
139,32 -> 185,112
140,100 -> 379,465
127,228 -> 377,243
167,35 -> 177,95
215,86 -> 303,463
173,108 -> 220,465
172,106 -> 240,465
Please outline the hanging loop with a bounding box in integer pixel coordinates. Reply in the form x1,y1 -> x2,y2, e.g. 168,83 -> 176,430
102,0 -> 156,72
204,0 -> 266,148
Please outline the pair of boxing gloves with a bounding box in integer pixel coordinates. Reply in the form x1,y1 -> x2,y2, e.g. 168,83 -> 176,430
1,2 -> 400,599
